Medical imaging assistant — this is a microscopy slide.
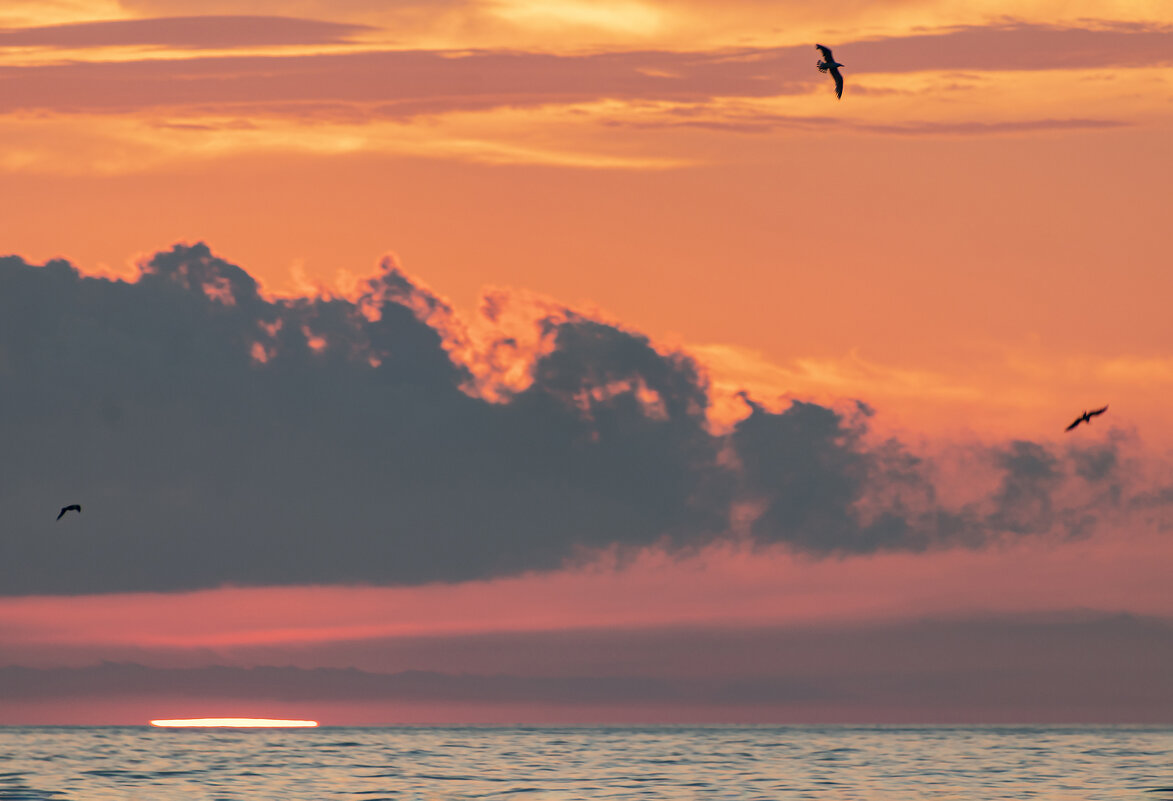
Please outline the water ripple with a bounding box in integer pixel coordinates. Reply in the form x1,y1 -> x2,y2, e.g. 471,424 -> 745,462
0,726 -> 1168,800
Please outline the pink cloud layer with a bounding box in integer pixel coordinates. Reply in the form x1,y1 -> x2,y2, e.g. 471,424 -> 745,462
3,530 -> 1169,662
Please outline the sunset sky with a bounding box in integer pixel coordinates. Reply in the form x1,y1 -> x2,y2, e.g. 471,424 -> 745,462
1,0 -> 1171,725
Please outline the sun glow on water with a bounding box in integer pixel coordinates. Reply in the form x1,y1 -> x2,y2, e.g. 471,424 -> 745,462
149,718 -> 319,728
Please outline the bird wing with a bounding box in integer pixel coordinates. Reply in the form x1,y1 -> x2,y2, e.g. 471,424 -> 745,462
1064,417 -> 1082,432
815,44 -> 833,60
1088,405 -> 1108,417
830,66 -> 844,98
57,507 -> 67,520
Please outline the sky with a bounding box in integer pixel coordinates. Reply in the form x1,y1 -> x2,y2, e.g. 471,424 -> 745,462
0,0 -> 1171,725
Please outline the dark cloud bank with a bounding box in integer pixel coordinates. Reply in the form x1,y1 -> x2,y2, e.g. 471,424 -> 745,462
0,244 -> 1160,594
4,614 -> 1170,722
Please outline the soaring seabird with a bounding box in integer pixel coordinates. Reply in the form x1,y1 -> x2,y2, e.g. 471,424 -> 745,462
815,44 -> 845,99
1065,405 -> 1108,432
56,504 -> 81,521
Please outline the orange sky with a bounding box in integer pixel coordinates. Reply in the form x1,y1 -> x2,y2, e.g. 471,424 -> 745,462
2,2 -> 1171,442
1,2 -> 1171,723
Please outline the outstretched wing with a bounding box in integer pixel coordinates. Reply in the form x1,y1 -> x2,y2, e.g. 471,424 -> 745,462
1088,405 -> 1108,418
57,507 -> 67,520
815,44 -> 833,60
1064,417 -> 1083,432
830,66 -> 844,99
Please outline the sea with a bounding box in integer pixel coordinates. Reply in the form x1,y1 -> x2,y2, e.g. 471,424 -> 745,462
0,726 -> 1170,800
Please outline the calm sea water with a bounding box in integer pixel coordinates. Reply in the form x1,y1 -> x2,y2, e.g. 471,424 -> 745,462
0,726 -> 1169,800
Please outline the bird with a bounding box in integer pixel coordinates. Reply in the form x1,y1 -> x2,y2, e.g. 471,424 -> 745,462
56,504 -> 81,521
815,44 -> 845,99
1065,405 -> 1108,432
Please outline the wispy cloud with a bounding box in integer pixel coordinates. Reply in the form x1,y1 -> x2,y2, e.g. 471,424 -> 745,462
603,105 -> 1128,137
0,16 -> 372,50
849,20 -> 1173,73
1,23 -> 1170,115
0,48 -> 801,115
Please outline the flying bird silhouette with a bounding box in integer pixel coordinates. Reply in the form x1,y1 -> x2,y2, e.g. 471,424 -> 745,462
1065,405 -> 1108,432
815,44 -> 845,99
56,504 -> 81,521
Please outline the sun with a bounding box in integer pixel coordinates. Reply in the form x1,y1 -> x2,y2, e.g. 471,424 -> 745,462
149,718 -> 320,728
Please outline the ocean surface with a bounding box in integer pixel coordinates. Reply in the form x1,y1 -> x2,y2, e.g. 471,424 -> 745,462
0,726 -> 1170,800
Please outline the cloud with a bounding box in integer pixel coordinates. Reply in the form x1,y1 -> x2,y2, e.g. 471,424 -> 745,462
854,118 -> 1129,135
849,20 -> 1173,73
729,398 -> 1141,554
121,0 -> 458,12
605,107 -> 1129,137
3,613 -> 1169,722
0,663 -> 842,708
0,22 -> 1168,118
0,244 -> 1163,594
0,16 -> 372,49
0,244 -> 726,593
0,48 -> 806,116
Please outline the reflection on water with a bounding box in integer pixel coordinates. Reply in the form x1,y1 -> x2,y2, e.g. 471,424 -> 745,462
0,726 -> 1169,800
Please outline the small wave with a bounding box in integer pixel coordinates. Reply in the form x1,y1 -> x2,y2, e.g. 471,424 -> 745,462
80,769 -> 151,779
0,784 -> 63,801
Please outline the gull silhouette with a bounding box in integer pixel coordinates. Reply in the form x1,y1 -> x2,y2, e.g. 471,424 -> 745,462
816,44 -> 845,99
56,504 -> 81,521
1065,406 -> 1108,432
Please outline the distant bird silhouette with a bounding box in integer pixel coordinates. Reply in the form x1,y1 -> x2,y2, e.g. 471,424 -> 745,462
816,44 -> 845,99
1065,405 -> 1108,432
56,504 -> 81,521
